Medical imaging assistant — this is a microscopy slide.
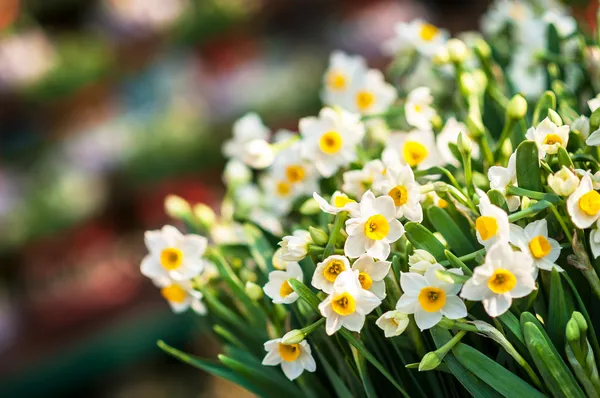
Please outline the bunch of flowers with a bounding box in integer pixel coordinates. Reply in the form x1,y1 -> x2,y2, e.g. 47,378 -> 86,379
141,1 -> 600,396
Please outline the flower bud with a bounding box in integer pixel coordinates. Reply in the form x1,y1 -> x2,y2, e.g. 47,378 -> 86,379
242,139 -> 274,169
432,47 -> 450,66
572,311 -> 588,335
272,248 -> 288,270
419,351 -> 443,371
507,94 -> 527,120
521,196 -> 537,211
459,72 -> 477,97
548,109 -> 563,126
409,249 -> 437,274
548,167 -> 579,197
193,203 -> 217,229
309,226 -> 329,246
245,281 -> 263,301
566,318 -> 581,343
472,69 -> 487,91
299,198 -> 321,215
500,139 -> 513,159
447,38 -> 468,64
164,194 -> 191,220
474,38 -> 491,59
240,268 -> 257,283
457,132 -> 472,155
433,181 -> 448,192
281,329 -> 306,345
223,159 -> 252,186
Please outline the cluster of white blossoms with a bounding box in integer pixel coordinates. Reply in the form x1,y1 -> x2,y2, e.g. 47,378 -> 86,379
139,0 -> 600,385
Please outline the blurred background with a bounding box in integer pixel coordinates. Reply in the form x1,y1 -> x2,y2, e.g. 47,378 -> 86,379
0,0 -> 593,397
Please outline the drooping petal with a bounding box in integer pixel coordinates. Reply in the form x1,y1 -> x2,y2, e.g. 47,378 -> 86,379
483,293 -> 512,317
414,309 -> 443,330
281,360 -> 304,380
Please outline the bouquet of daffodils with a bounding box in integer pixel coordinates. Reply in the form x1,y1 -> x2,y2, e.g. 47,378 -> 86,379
140,1 -> 600,397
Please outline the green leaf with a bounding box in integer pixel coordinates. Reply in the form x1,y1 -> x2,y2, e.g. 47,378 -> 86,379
451,341 -> 546,398
523,322 -> 585,398
532,91 -> 556,126
314,349 -> 354,398
243,223 -> 274,273
548,268 -> 571,349
351,346 -> 377,398
404,222 -> 446,261
288,279 -> 321,312
157,340 -> 267,397
427,207 -> 477,255
516,141 -> 543,192
556,147 -> 574,168
430,328 -> 503,398
444,250 -> 473,275
487,190 -> 509,212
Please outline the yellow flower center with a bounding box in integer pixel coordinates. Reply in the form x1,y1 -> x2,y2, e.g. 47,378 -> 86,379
160,247 -> 183,270
579,190 -> 600,216
327,70 -> 347,91
529,235 -> 551,259
323,259 -> 346,282
358,272 -> 373,290
487,269 -> 517,294
160,284 -> 187,303
544,134 -> 563,146
419,24 -> 439,42
319,131 -> 343,155
334,194 -> 355,208
356,90 -> 375,111
418,287 -> 446,312
364,214 -> 390,241
475,216 -> 498,241
403,141 -> 428,167
331,292 -> 356,316
388,185 -> 409,207
414,104 -> 422,113
438,198 -> 448,208
285,164 -> 305,183
276,181 -> 292,197
279,280 -> 294,298
278,343 -> 301,362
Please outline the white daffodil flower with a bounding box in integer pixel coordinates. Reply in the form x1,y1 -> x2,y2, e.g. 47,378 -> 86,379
342,159 -> 386,198
272,248 -> 301,271
318,269 -> 381,335
461,242 -> 536,317
313,191 -> 359,216
153,278 -> 206,315
312,255 -> 351,294
567,175 -> 600,229
383,129 -> 442,171
260,173 -> 298,216
509,219 -> 562,278
376,310 -> 410,337
570,115 -> 590,140
223,113 -> 270,162
339,69 -> 397,116
488,152 -> 520,212
222,159 -> 252,186
590,220 -> 600,258
508,50 -> 546,99
300,107 -> 366,178
373,163 -> 423,222
547,166 -> 579,197
396,264 -> 467,330
141,225 -> 207,282
481,0 -> 533,37
351,254 -> 391,299
242,139 -> 274,169
382,19 -> 448,57
525,117 -> 570,158
271,142 -> 319,197
262,338 -> 316,380
405,87 -> 435,131
263,262 -> 304,304
436,118 -> 479,167
322,51 -> 368,108
408,249 -> 438,274
474,189 -> 510,249
279,230 -> 312,261
344,190 -> 405,260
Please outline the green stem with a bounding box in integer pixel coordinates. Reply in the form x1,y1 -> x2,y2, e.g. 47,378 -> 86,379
439,248 -> 486,266
323,212 -> 348,259
508,200 -> 552,222
549,204 -> 574,245
495,117 -> 515,159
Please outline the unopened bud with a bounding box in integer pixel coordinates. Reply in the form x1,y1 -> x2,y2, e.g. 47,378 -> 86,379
193,203 -> 217,229
457,132 -> 472,155
507,94 -> 527,120
240,268 -> 257,283
282,329 -> 306,345
521,197 -> 537,211
432,47 -> 450,66
431,114 -> 443,131
223,159 -> 252,186
299,198 -> 321,215
566,318 -> 581,343
472,69 -> 487,91
548,109 -> 563,126
433,181 -> 448,192
447,38 -> 468,64
572,311 -> 588,335
474,38 -> 491,59
164,195 -> 191,220
242,139 -> 274,169
459,72 -> 477,97
418,351 -> 443,371
501,139 -> 513,158
309,226 -> 329,246
467,113 -> 484,137
245,281 -> 263,300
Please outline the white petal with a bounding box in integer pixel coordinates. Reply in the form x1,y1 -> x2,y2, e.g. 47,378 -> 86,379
281,361 -> 304,380
374,195 -> 397,220
342,312 -> 367,332
483,294 -> 512,317
299,351 -> 317,372
366,240 -> 390,260
384,219 -> 405,243
262,349 -> 282,366
441,296 -> 467,319
181,235 -> 208,259
395,294 -> 418,313
460,279 -> 490,301
140,255 -> 166,280
345,234 -> 367,258
400,272 -> 427,294
325,313 -> 343,335
414,309 -> 443,330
